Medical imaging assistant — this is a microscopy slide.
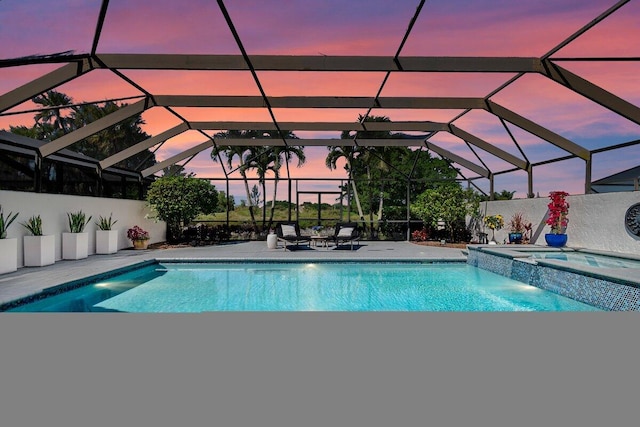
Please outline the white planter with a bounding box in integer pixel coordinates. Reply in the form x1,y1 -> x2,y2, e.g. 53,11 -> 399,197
0,238 -> 18,274
96,230 -> 118,254
63,232 -> 89,260
24,235 -> 55,267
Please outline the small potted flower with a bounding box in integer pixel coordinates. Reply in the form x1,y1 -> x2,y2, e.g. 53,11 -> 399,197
127,225 -> 150,250
545,191 -> 570,247
508,212 -> 530,244
311,225 -> 324,236
483,214 -> 504,244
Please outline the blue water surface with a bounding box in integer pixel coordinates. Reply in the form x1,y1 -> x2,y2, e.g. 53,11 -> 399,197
8,262 -> 601,312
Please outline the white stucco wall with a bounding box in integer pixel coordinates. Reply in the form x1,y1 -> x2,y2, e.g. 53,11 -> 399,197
480,191 -> 640,255
0,190 -> 166,267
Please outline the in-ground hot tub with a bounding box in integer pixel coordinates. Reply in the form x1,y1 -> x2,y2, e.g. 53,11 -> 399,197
466,245 -> 640,311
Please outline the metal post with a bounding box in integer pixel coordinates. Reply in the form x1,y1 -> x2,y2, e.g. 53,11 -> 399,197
489,173 -> 495,201
95,167 -> 103,197
226,179 -> 230,228
34,153 -> 42,193
406,179 -> 411,241
288,178 -> 292,221
585,156 -> 592,194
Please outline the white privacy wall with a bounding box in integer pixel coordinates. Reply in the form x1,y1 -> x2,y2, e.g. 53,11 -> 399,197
480,191 -> 640,254
0,190 -> 166,267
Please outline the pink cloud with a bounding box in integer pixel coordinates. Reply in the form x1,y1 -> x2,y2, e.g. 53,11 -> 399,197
403,0 -> 622,56
2,0 -> 638,200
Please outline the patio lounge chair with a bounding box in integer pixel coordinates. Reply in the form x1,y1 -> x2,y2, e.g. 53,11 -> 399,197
330,222 -> 361,250
275,222 -> 311,250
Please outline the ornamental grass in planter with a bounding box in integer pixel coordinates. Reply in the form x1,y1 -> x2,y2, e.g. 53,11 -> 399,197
63,210 -> 92,260
22,215 -> 55,267
0,205 -> 19,274
96,213 -> 119,254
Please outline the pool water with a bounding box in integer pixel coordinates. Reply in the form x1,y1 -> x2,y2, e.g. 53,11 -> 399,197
5,262 -> 601,312
528,252 -> 640,269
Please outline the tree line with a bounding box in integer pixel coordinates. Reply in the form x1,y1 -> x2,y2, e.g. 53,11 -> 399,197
6,91 -> 515,242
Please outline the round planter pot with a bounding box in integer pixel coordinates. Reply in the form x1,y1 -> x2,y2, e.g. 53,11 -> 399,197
545,233 -> 567,247
508,232 -> 523,244
132,239 -> 149,250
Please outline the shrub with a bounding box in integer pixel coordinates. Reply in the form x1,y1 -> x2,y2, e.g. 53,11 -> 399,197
147,176 -> 219,242
411,185 -> 479,241
411,228 -> 428,242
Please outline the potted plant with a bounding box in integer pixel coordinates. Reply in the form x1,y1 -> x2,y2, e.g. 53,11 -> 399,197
127,225 -> 150,250
96,213 -> 119,254
483,214 -> 504,244
508,212 -> 530,244
22,215 -> 55,267
63,210 -> 92,260
545,191 -> 570,247
0,205 -> 19,274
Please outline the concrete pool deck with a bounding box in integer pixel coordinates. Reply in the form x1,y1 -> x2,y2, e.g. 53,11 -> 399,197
0,241 -> 467,307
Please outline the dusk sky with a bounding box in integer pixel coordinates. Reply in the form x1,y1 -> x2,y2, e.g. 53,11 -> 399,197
1,0 -> 639,202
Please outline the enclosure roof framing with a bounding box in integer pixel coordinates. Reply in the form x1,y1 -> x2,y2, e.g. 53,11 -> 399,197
1,0 -> 639,196
94,53 -> 544,73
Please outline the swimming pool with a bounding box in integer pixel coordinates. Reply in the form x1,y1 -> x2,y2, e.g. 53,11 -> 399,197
3,261 -> 600,312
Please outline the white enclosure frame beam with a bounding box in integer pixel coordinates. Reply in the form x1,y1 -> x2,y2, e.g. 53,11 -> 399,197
0,60 -> 93,112
99,122 -> 189,170
39,99 -> 149,157
95,54 -> 542,73
142,140 -> 214,177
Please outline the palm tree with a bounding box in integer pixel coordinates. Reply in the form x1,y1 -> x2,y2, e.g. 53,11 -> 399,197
268,144 -> 305,230
325,143 -> 365,223
161,164 -> 188,177
70,101 -> 155,170
21,91 -> 156,173
244,146 -> 275,230
362,145 -> 406,221
213,130 -> 305,232
211,137 -> 258,231
32,90 -> 74,139
333,115 -> 413,229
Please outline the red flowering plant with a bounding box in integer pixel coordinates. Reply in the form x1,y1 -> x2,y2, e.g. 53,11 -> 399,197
411,228 -> 429,242
127,225 -> 150,241
545,191 -> 569,234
